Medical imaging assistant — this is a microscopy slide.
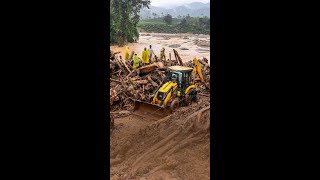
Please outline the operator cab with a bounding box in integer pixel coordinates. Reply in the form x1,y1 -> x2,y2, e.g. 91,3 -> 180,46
166,66 -> 193,93
169,71 -> 182,83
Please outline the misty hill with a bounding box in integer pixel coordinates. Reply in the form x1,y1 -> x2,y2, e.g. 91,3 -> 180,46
140,2 -> 210,19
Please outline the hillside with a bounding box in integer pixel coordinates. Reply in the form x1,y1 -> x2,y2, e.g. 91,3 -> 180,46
140,2 -> 210,19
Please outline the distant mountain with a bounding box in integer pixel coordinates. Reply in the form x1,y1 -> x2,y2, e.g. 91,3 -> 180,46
139,2 -> 210,19
185,2 -> 210,9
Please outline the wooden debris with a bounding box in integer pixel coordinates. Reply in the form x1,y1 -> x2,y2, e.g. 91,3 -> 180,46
129,51 -> 134,60
109,49 -> 210,112
134,80 -> 148,85
173,49 -> 184,66
147,76 -> 158,87
110,78 -> 121,83
137,63 -> 158,74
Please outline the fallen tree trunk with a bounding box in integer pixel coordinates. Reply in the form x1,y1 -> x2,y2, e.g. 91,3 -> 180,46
137,63 -> 158,74
110,78 -> 121,83
134,80 -> 148,85
121,59 -> 131,73
115,56 -> 131,73
147,76 -> 158,87
124,70 -> 138,81
173,49 -> 184,66
129,51 -> 134,60
153,52 -> 159,62
114,57 -> 122,69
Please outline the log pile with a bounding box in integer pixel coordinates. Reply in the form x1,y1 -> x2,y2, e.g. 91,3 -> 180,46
109,51 -> 211,113
182,57 -> 210,91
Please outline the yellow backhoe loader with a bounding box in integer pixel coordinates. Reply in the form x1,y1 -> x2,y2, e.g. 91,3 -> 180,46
133,58 -> 205,120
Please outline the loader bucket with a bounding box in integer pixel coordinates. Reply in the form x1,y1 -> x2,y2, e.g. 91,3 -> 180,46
133,100 -> 172,121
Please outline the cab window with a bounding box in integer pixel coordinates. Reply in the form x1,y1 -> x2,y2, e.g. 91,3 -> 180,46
185,73 -> 189,84
171,73 -> 178,82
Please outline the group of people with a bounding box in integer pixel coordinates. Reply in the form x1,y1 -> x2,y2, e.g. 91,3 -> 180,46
124,45 -> 154,69
111,45 -> 167,70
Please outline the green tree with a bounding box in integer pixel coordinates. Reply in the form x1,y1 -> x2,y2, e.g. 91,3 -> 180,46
110,0 -> 150,46
152,12 -> 157,19
180,18 -> 187,26
163,14 -> 172,25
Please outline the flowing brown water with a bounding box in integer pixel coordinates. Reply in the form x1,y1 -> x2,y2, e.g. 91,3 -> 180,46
110,32 -> 210,65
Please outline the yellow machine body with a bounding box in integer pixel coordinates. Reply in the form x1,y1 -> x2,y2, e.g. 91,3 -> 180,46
133,65 -> 202,120
152,81 -> 177,108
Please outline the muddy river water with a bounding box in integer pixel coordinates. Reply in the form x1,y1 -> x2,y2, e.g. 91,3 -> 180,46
110,32 -> 210,65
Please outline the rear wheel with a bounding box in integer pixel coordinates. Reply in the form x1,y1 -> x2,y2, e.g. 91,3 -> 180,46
192,90 -> 198,102
184,88 -> 197,105
184,94 -> 192,106
170,99 -> 179,112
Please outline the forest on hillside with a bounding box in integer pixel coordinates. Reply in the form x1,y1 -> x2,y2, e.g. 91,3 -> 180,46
138,15 -> 210,35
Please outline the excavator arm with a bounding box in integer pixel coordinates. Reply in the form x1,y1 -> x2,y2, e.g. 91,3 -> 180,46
192,57 -> 205,83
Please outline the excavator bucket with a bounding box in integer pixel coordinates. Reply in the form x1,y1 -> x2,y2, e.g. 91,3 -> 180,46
133,100 -> 172,121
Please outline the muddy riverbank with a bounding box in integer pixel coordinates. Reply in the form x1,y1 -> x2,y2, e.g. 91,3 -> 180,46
110,33 -> 210,65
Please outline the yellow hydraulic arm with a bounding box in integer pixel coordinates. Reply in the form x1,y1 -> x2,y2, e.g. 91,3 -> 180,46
192,57 -> 205,83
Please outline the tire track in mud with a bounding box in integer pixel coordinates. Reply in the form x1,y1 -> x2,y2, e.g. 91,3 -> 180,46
110,98 -> 210,180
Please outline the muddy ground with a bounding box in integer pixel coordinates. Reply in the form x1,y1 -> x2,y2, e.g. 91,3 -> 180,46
110,95 -> 210,180
110,33 -> 210,65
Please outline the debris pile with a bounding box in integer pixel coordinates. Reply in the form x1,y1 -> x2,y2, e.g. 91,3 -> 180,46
109,49 -> 210,115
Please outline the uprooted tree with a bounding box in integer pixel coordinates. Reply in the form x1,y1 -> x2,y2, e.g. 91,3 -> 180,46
110,0 -> 150,46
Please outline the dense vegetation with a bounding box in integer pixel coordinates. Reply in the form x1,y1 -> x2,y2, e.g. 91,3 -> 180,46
137,15 -> 210,35
110,0 -> 150,46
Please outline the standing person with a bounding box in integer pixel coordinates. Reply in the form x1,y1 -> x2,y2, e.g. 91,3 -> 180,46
124,46 -> 130,61
148,45 -> 153,63
132,54 -> 141,69
160,47 -> 166,61
142,47 -> 149,66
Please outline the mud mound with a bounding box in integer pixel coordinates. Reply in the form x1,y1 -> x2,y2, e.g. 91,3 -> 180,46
168,44 -> 181,48
110,98 -> 210,180
194,40 -> 210,47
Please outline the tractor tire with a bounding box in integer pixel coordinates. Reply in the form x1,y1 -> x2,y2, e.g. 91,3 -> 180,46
184,94 -> 192,106
170,99 -> 179,112
192,90 -> 198,102
184,88 -> 197,105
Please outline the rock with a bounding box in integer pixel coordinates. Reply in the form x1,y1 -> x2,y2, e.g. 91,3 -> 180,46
196,48 -> 210,52
168,44 -> 181,48
195,40 -> 210,47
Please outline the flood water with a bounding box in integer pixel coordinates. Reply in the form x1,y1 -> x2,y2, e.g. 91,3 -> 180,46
110,32 -> 210,64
